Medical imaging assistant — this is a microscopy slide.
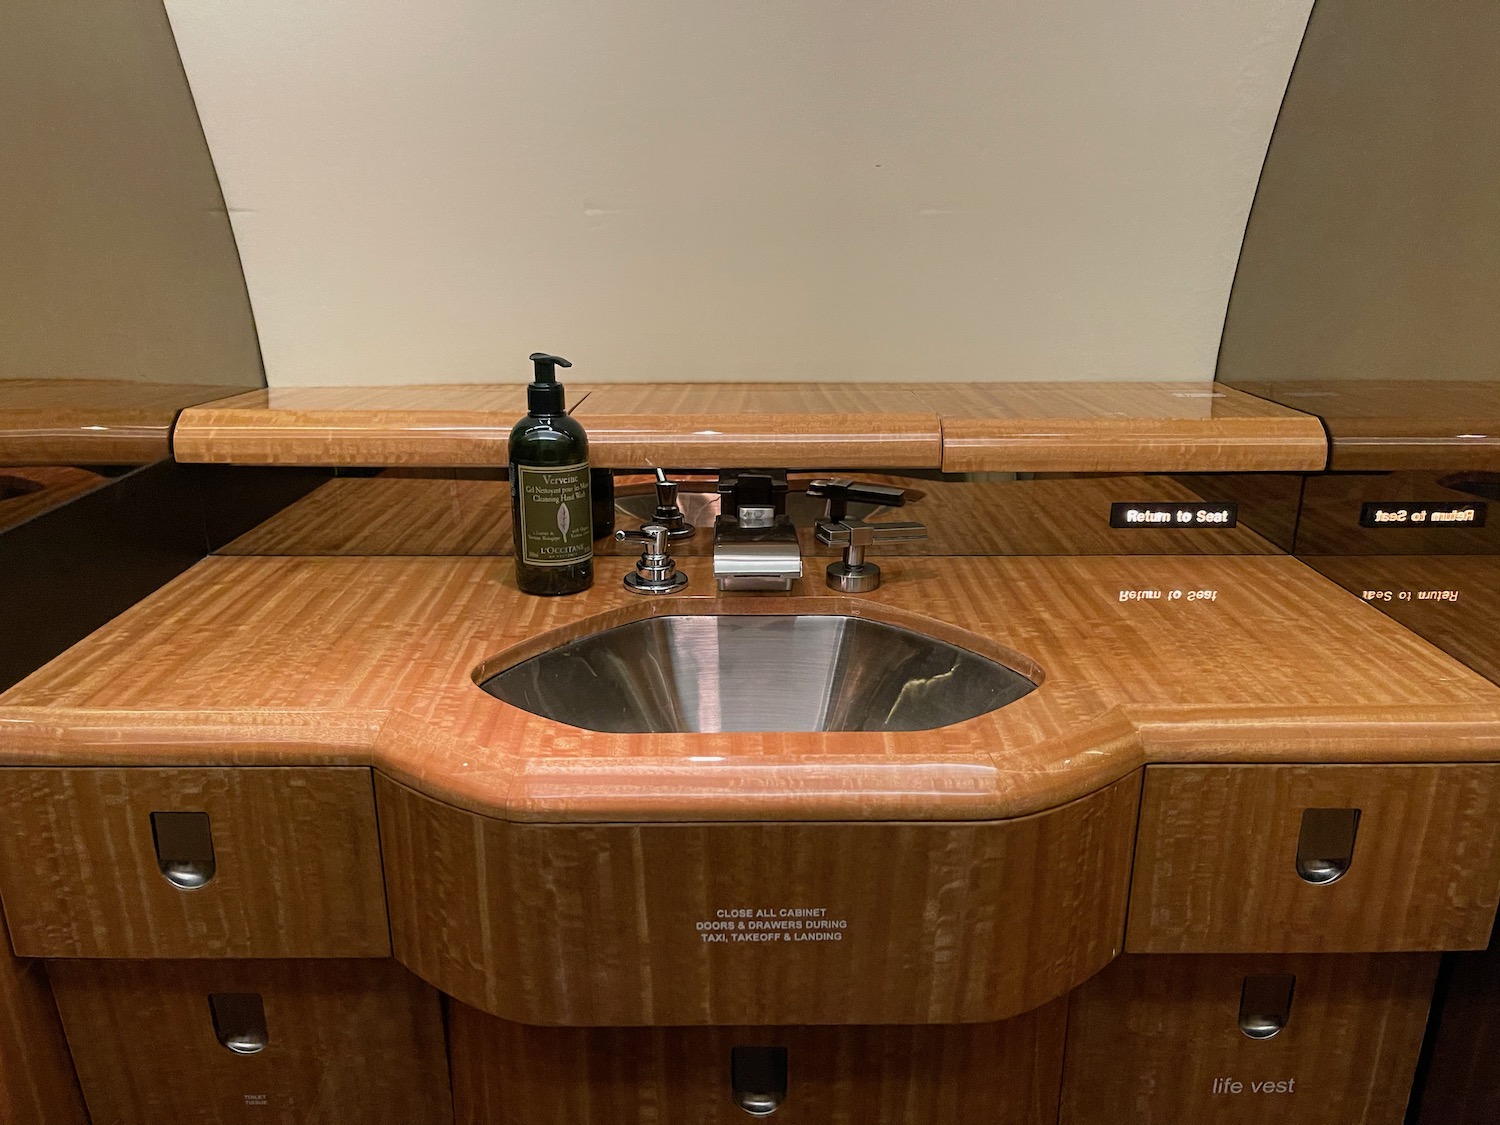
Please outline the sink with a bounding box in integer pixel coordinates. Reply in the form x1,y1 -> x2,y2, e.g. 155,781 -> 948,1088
477,613 -> 1036,733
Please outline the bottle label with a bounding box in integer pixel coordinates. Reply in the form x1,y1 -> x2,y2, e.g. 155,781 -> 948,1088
516,462 -> 593,567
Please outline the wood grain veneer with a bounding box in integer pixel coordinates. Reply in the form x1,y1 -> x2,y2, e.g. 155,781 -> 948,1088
1308,556 -> 1500,684
1059,952 -> 1439,1125
2,554 -> 1499,824
48,958 -> 451,1125
936,382 -> 1327,473
171,381 -> 1326,473
573,383 -> 942,469
171,384 -> 533,465
172,383 -> 944,469
448,997 -> 1067,1125
0,380 -> 248,466
377,771 -> 1138,1025
0,767 -> 390,959
0,936 -> 87,1125
1229,379 -> 1500,471
1126,764 -> 1500,953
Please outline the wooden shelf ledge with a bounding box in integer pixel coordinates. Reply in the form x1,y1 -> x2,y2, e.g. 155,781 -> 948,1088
171,381 -> 1328,473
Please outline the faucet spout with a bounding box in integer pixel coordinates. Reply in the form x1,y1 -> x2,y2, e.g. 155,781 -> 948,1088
712,471 -> 803,592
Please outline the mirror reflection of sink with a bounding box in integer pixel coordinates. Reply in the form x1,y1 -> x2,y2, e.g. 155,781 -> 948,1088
477,613 -> 1037,733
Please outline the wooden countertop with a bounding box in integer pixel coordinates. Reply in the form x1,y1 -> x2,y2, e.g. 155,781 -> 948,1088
171,381 -> 1327,473
1308,556 -> 1500,685
0,380 -> 252,466
2,553 -> 1496,824
1228,379 -> 1500,470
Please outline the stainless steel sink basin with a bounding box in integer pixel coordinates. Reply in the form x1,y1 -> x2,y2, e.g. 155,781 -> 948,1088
478,614 -> 1036,733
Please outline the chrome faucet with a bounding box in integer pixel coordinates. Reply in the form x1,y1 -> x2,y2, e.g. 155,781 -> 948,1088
712,471 -> 803,592
807,479 -> 927,593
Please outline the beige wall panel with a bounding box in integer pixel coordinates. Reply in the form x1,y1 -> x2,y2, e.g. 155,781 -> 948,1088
1220,0 -> 1500,383
0,0 -> 260,386
165,1 -> 1312,385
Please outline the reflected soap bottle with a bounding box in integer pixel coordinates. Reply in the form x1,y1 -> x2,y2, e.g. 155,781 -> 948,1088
509,352 -> 593,595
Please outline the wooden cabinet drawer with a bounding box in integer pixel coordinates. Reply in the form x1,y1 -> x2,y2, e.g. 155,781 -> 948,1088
1059,953 -> 1438,1125
1126,764 -> 1500,953
48,958 -> 451,1125
377,771 -> 1139,1026
0,768 -> 389,958
450,998 -> 1065,1125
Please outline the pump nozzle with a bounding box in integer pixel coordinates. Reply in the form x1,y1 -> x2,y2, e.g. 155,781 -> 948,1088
526,352 -> 572,414
529,353 -> 572,380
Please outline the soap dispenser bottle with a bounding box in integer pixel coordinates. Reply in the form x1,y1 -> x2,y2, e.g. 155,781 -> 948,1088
509,352 -> 593,595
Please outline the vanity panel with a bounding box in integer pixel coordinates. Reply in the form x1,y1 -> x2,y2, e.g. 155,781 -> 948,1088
48,958 -> 451,1125
376,771 -> 1140,1026
0,767 -> 390,959
1126,764 -> 1500,953
449,996 -> 1066,1125
1058,952 -> 1439,1125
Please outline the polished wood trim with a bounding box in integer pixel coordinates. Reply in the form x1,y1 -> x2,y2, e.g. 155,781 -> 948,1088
0,768 -> 390,959
171,381 -> 1326,473
49,958 -> 451,1125
377,772 -> 1138,1025
1126,764 -> 1500,953
0,380 -> 248,466
1059,953 -> 1439,1125
449,997 -> 1067,1124
3,554 -> 1499,824
174,383 -> 944,469
574,383 -> 942,469
0,940 -> 88,1125
172,385 -> 532,466
937,382 -> 1327,472
1228,379 -> 1500,471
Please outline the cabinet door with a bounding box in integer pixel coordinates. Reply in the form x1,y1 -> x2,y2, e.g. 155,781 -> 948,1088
378,771 -> 1139,1025
1059,953 -> 1438,1125
49,958 -> 451,1125
1127,763 -> 1500,953
0,768 -> 389,958
450,998 -> 1065,1125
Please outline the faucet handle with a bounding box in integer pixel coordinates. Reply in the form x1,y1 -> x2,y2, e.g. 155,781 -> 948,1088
806,478 -> 908,523
814,518 -> 927,548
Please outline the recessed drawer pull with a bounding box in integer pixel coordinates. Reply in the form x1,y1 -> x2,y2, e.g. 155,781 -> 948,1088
151,811 -> 216,890
209,992 -> 268,1055
1238,973 -> 1295,1040
1295,807 -> 1361,885
731,1045 -> 788,1117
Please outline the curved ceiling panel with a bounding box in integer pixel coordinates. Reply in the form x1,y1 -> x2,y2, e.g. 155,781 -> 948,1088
165,0 -> 1312,385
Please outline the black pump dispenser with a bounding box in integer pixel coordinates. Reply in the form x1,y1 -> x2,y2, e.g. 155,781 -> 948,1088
509,351 -> 593,595
527,352 -> 571,415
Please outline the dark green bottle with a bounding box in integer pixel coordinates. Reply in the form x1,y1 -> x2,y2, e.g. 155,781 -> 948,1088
509,353 -> 593,595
